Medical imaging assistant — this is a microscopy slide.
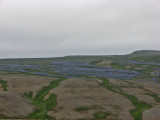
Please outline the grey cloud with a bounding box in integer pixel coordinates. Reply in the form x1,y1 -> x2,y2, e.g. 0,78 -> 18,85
0,0 -> 160,58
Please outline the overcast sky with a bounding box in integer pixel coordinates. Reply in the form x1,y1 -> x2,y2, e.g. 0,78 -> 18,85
0,0 -> 160,58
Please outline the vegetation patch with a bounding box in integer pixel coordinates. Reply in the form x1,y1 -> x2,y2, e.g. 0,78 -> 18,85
44,94 -> 57,110
0,115 -> 20,119
89,60 -> 102,65
121,92 -> 151,120
111,62 -> 126,70
94,111 -> 111,118
24,77 -> 66,119
35,79 -> 62,101
99,78 -> 152,120
24,91 -> 33,98
0,79 -> 7,91
74,107 -> 90,112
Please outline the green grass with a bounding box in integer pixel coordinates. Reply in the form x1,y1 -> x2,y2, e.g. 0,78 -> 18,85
0,115 -> 20,119
110,62 -> 126,70
44,94 -> 57,110
24,77 -> 67,119
89,60 -> 102,65
35,78 -> 66,101
121,93 -> 151,120
24,91 -> 33,98
99,78 -> 151,120
0,79 -> 7,91
94,111 -> 111,118
74,107 -> 90,111
24,93 -> 52,119
99,78 -> 114,92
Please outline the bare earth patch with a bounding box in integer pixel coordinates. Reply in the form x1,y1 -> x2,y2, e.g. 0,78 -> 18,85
0,75 -> 57,96
47,78 -> 134,120
108,79 -> 131,88
143,107 -> 160,120
109,79 -> 159,105
0,91 -> 35,118
108,79 -> 160,120
129,81 -> 160,98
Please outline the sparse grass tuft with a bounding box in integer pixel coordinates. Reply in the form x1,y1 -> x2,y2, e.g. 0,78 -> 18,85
74,107 -> 90,111
111,62 -> 126,70
0,79 -> 7,91
94,111 -> 111,118
24,91 -> 33,98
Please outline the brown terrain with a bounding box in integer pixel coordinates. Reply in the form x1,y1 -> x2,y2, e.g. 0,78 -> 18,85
0,72 -> 160,120
0,74 -> 57,118
108,79 -> 160,120
0,75 -> 57,96
0,84 -> 3,91
0,91 -> 35,118
48,78 -> 134,120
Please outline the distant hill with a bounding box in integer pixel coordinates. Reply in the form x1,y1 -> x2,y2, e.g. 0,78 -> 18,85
0,50 -> 160,64
131,50 -> 160,55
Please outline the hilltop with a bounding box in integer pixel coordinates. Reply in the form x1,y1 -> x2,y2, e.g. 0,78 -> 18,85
131,50 -> 160,55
